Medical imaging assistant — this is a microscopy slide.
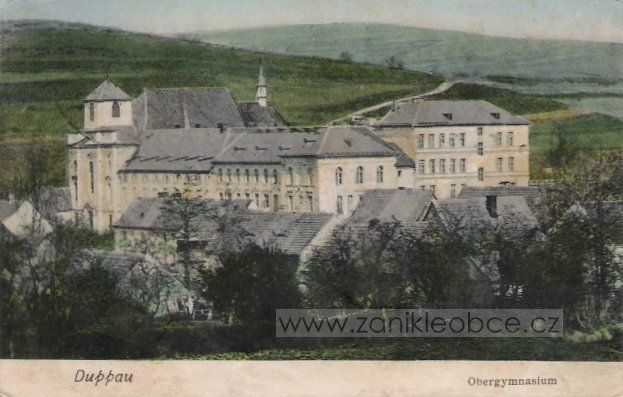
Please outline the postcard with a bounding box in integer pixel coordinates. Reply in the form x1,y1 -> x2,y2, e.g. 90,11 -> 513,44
0,0 -> 621,396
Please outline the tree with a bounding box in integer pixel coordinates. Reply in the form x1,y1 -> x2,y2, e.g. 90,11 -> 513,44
385,55 -> 405,70
339,51 -> 353,63
202,243 -> 302,332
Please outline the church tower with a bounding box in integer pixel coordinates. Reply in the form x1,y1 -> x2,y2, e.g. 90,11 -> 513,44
83,80 -> 133,131
255,65 -> 268,107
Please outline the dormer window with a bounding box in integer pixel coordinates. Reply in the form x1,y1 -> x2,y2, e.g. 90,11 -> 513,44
89,103 -> 95,121
443,113 -> 453,120
112,101 -> 120,118
491,112 -> 500,119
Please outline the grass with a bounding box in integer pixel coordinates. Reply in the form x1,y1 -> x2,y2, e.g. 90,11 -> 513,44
186,23 -> 623,80
0,20 -> 443,137
181,337 -> 622,361
428,83 -> 568,115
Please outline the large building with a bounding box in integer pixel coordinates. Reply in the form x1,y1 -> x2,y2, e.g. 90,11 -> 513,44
372,99 -> 530,198
67,70 -> 413,232
66,69 -> 530,233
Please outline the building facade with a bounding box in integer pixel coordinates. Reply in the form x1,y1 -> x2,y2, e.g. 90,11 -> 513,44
372,99 -> 530,198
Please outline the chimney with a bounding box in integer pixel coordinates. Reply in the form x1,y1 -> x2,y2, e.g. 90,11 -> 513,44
486,195 -> 498,218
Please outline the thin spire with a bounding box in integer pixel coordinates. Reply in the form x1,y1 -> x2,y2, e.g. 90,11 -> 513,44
255,63 -> 267,107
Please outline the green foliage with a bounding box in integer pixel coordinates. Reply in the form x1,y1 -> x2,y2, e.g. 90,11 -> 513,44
203,244 -> 302,332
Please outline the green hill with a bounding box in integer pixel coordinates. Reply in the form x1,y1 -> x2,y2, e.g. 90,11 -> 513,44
0,20 -> 443,136
185,23 -> 623,80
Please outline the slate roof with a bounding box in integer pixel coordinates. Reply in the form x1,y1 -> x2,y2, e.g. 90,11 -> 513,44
459,185 -> 543,209
85,80 -> 131,102
342,189 -> 435,236
376,100 -> 530,127
121,126 -> 401,172
436,195 -> 538,231
384,142 -> 415,168
237,103 -> 285,127
114,197 -> 332,255
132,87 -> 246,130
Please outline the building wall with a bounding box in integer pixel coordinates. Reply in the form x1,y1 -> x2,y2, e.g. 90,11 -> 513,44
84,100 -> 133,131
316,156 -> 399,215
374,124 -> 529,198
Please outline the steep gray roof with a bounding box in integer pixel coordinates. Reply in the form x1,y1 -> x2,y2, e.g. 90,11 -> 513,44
376,100 -> 529,127
132,87 -> 246,130
122,126 -> 400,172
114,197 -> 332,255
85,80 -> 131,102
343,189 -> 435,235
384,142 -> 415,168
237,103 -> 285,127
436,195 -> 538,231
459,185 -> 543,209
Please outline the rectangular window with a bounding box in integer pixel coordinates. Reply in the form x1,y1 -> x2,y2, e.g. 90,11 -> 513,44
418,160 -> 425,175
236,169 -> 240,182
478,167 -> 484,181
428,134 -> 435,148
496,157 -> 503,172
89,161 -> 95,193
508,156 -> 515,171
450,184 -> 456,198
449,135 -> 455,148
507,132 -> 514,146
255,193 -> 260,207
450,159 -> 456,174
429,185 -> 435,191
417,134 -> 425,149
477,127 -> 483,136
429,159 -> 435,174
263,194 -> 269,208
477,142 -> 484,155
460,133 -> 465,147
439,159 -> 446,174
307,196 -> 313,212
288,195 -> 294,211
496,132 -> 502,146
459,158 -> 466,173
439,133 -> 445,147
420,185 -> 426,190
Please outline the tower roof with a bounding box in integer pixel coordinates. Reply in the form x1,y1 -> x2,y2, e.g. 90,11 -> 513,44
85,80 -> 131,101
258,65 -> 266,87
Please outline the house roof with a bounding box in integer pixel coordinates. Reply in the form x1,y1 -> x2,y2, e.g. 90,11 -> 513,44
85,80 -> 131,102
121,126 -> 401,172
342,189 -> 435,236
376,100 -> 529,127
459,185 -> 543,209
114,197 -> 332,255
237,103 -> 285,127
132,87 -> 246,130
436,195 -> 538,231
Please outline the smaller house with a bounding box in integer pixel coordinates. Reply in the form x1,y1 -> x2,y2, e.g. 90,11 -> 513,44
0,198 -> 53,240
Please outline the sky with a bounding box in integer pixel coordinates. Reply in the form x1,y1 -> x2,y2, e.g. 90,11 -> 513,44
1,0 -> 622,43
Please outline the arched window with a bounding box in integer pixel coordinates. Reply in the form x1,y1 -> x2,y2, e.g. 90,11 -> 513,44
335,167 -> 343,185
287,167 -> 294,185
376,166 -> 383,183
272,169 -> 278,184
263,169 -> 269,183
336,195 -> 343,214
112,101 -> 120,118
89,103 -> 95,121
355,166 -> 364,184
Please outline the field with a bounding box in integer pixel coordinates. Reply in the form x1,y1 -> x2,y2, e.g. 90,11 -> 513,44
185,23 -> 623,80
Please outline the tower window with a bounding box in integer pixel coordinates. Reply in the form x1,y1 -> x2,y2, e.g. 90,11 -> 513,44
287,167 -> 294,185
89,161 -> 95,193
336,195 -> 343,214
112,101 -> 120,118
376,166 -> 383,183
89,103 -> 95,121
